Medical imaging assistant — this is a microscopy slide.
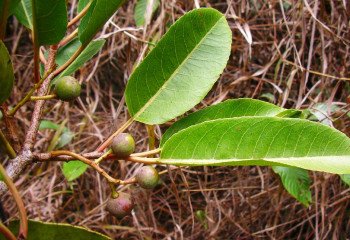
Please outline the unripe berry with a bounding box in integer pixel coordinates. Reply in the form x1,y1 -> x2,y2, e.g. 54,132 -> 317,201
54,76 -> 81,101
135,166 -> 159,189
111,133 -> 135,158
106,192 -> 134,219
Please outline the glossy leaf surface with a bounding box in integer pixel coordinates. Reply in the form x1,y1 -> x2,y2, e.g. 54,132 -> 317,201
125,8 -> 232,124
160,117 -> 350,174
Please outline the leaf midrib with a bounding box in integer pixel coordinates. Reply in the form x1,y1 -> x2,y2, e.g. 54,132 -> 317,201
133,15 -> 226,120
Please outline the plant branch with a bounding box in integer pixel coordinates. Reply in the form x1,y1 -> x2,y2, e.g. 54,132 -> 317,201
52,44 -> 85,77
58,28 -> 78,47
0,129 -> 16,158
125,156 -> 159,164
30,94 -> 56,101
0,221 -> 16,240
42,150 -> 122,184
8,70 -> 53,116
0,163 -> 27,239
67,1 -> 92,28
0,47 -> 58,196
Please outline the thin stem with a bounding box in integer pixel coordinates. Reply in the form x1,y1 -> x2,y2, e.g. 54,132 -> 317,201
0,222 -> 16,240
30,94 -> 56,101
130,148 -> 161,157
125,156 -> 159,164
0,163 -> 28,239
59,29 -> 78,47
52,45 -> 85,77
0,129 -> 16,158
8,70 -> 53,116
49,150 -> 121,184
94,149 -> 113,164
97,118 -> 134,152
67,1 -> 92,28
146,125 -> 156,157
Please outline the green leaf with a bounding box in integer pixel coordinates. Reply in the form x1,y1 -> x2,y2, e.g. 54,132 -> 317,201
272,166 -> 312,206
77,0 -> 90,12
0,41 -> 14,105
160,117 -> 350,174
161,99 -> 285,145
125,8 -> 232,124
12,0 -> 32,28
78,0 -> 125,45
62,161 -> 88,181
39,120 -> 74,149
0,220 -> 111,240
32,0 -> 67,45
340,174 -> 350,186
55,38 -> 81,66
56,39 -> 105,80
134,0 -> 159,26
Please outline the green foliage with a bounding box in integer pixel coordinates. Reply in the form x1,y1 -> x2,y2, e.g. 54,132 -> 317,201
12,0 -> 32,28
62,161 -> 88,182
77,0 -> 90,12
32,0 -> 68,45
160,117 -> 350,174
161,99 -> 287,145
39,120 -> 74,149
0,220 -> 111,240
125,8 -> 232,124
0,41 -> 14,105
0,0 -> 20,19
134,0 -> 159,26
57,39 -> 105,79
272,166 -> 312,206
340,174 -> 350,186
78,0 -> 125,45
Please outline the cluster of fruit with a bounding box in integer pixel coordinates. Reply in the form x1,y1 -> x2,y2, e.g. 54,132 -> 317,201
107,133 -> 160,219
55,76 -> 159,219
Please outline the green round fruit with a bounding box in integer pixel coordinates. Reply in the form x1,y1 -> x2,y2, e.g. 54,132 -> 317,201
54,76 -> 81,101
106,192 -> 134,219
135,166 -> 159,189
111,133 -> 135,158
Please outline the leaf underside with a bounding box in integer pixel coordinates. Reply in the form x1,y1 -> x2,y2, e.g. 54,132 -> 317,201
134,0 -> 159,26
272,166 -> 312,206
0,220 -> 111,240
125,8 -> 232,124
161,98 -> 286,145
160,117 -> 350,174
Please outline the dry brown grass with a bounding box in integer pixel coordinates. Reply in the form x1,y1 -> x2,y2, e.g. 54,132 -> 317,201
1,0 -> 350,239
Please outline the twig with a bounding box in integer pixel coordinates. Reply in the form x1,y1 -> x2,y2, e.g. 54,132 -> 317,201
67,1 -> 92,28
47,150 -> 122,184
30,94 -> 56,101
8,70 -> 53,116
0,222 -> 16,240
125,156 -> 159,164
0,129 -> 16,158
0,163 -> 27,239
58,29 -> 78,47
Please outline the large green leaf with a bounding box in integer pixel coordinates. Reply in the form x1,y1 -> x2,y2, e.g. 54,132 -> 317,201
160,117 -> 350,174
31,0 -> 67,45
12,0 -> 32,28
0,41 -> 14,104
340,174 -> 350,186
0,220 -> 111,240
134,0 -> 159,26
161,99 -> 285,145
78,0 -> 125,45
125,8 -> 232,124
56,39 -> 105,79
272,166 -> 312,206
62,161 -> 88,181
